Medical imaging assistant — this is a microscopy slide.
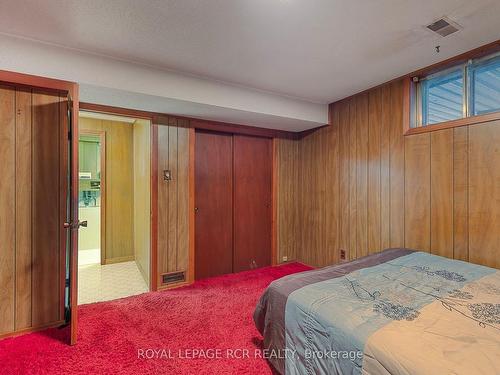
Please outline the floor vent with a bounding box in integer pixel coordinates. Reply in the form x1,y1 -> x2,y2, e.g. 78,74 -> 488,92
162,271 -> 185,284
426,18 -> 461,37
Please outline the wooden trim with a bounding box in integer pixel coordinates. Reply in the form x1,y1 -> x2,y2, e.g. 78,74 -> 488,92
69,87 -> 79,346
59,94 -> 69,325
157,280 -> 190,291
0,70 -> 76,94
271,138 -> 278,266
80,102 -> 154,120
187,118 -> 300,140
80,102 -> 303,140
404,111 -> 500,136
402,78 -> 412,134
102,255 -> 135,265
0,320 -> 65,341
79,130 -> 106,265
150,124 -> 159,291
188,128 -> 195,283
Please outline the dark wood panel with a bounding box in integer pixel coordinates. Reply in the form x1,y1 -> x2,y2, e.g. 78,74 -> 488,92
233,135 -> 272,272
325,103 -> 340,264
380,85 -> 391,250
453,127 -> 469,261
367,88 -> 382,254
430,129 -> 454,258
468,121 -> 500,268
176,125 -> 190,273
31,91 -> 61,326
277,139 -> 299,262
15,89 -> 33,330
356,93 -> 369,258
389,81 -> 405,248
404,133 -> 431,252
0,85 -> 15,334
348,98 -> 358,260
167,122 -> 178,272
338,100 -> 350,260
194,131 -> 233,279
157,125 -> 170,276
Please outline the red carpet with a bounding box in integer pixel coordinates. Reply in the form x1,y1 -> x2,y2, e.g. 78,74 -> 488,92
0,262 -> 311,375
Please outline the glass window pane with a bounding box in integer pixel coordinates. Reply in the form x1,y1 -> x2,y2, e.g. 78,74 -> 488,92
421,68 -> 464,125
470,54 -> 500,116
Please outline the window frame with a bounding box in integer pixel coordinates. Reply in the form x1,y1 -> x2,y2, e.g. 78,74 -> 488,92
404,44 -> 500,136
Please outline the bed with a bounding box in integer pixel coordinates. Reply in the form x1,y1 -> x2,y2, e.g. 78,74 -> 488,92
254,249 -> 500,375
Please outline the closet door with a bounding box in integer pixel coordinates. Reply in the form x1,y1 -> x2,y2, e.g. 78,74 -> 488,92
233,135 -> 272,272
195,131 -> 233,279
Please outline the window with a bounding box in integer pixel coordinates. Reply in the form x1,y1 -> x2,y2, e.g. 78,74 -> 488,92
412,51 -> 500,128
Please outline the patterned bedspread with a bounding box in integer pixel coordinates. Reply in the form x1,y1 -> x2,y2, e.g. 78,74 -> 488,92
253,249 -> 500,375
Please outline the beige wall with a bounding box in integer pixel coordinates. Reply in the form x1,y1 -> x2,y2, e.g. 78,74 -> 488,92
133,119 -> 151,286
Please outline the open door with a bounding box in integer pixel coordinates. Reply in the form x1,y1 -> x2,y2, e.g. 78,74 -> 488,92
65,93 -> 80,345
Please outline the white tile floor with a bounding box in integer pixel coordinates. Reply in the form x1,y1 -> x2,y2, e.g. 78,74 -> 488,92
78,261 -> 149,305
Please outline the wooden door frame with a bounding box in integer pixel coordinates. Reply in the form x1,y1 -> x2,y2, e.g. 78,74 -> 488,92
78,129 -> 106,265
0,69 -> 79,345
79,106 -> 160,291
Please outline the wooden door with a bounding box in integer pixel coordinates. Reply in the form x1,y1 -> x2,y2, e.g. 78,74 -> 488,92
233,135 -> 272,272
195,131 -> 233,279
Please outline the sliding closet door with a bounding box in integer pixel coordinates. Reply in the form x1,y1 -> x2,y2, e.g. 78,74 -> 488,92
195,131 -> 233,279
233,135 -> 272,272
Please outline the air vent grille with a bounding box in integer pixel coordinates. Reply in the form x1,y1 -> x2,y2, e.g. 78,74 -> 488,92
426,18 -> 461,37
161,271 -> 185,284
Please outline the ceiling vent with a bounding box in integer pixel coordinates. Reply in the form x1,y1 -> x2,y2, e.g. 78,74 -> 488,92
426,18 -> 461,37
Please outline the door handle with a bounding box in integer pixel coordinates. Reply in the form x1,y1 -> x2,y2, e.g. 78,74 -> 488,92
64,221 -> 88,229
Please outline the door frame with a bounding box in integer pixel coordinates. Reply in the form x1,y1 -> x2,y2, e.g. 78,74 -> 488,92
194,130 -> 278,278
0,69 -> 79,345
78,129 -> 106,265
78,104 -> 159,290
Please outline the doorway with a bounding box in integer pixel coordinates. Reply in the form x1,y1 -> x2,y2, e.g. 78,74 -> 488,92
195,131 -> 273,279
77,111 -> 152,304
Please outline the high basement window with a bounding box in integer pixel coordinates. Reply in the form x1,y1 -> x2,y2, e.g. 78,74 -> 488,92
412,51 -> 500,128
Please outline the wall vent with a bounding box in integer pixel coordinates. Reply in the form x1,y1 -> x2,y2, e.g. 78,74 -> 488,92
161,271 -> 185,284
426,18 -> 461,37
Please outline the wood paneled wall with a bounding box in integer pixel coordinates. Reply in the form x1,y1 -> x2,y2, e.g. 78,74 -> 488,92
277,79 -> 500,269
276,139 -> 300,262
0,85 -> 66,337
79,117 -> 134,263
156,119 -> 190,286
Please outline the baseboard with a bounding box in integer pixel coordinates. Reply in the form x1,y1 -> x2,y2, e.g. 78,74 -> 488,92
0,320 -> 66,341
157,280 -> 192,291
103,255 -> 135,265
135,260 -> 150,289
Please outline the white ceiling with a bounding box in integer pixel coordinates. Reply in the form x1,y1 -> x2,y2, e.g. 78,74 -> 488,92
0,0 -> 498,127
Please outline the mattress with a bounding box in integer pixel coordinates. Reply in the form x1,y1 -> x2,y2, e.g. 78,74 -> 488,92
253,249 -> 500,375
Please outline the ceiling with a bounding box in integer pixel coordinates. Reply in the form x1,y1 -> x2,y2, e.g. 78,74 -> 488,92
0,0 -> 498,105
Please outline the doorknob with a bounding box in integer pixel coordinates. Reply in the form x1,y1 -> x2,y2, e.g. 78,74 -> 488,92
64,221 -> 88,229
194,207 -> 199,214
